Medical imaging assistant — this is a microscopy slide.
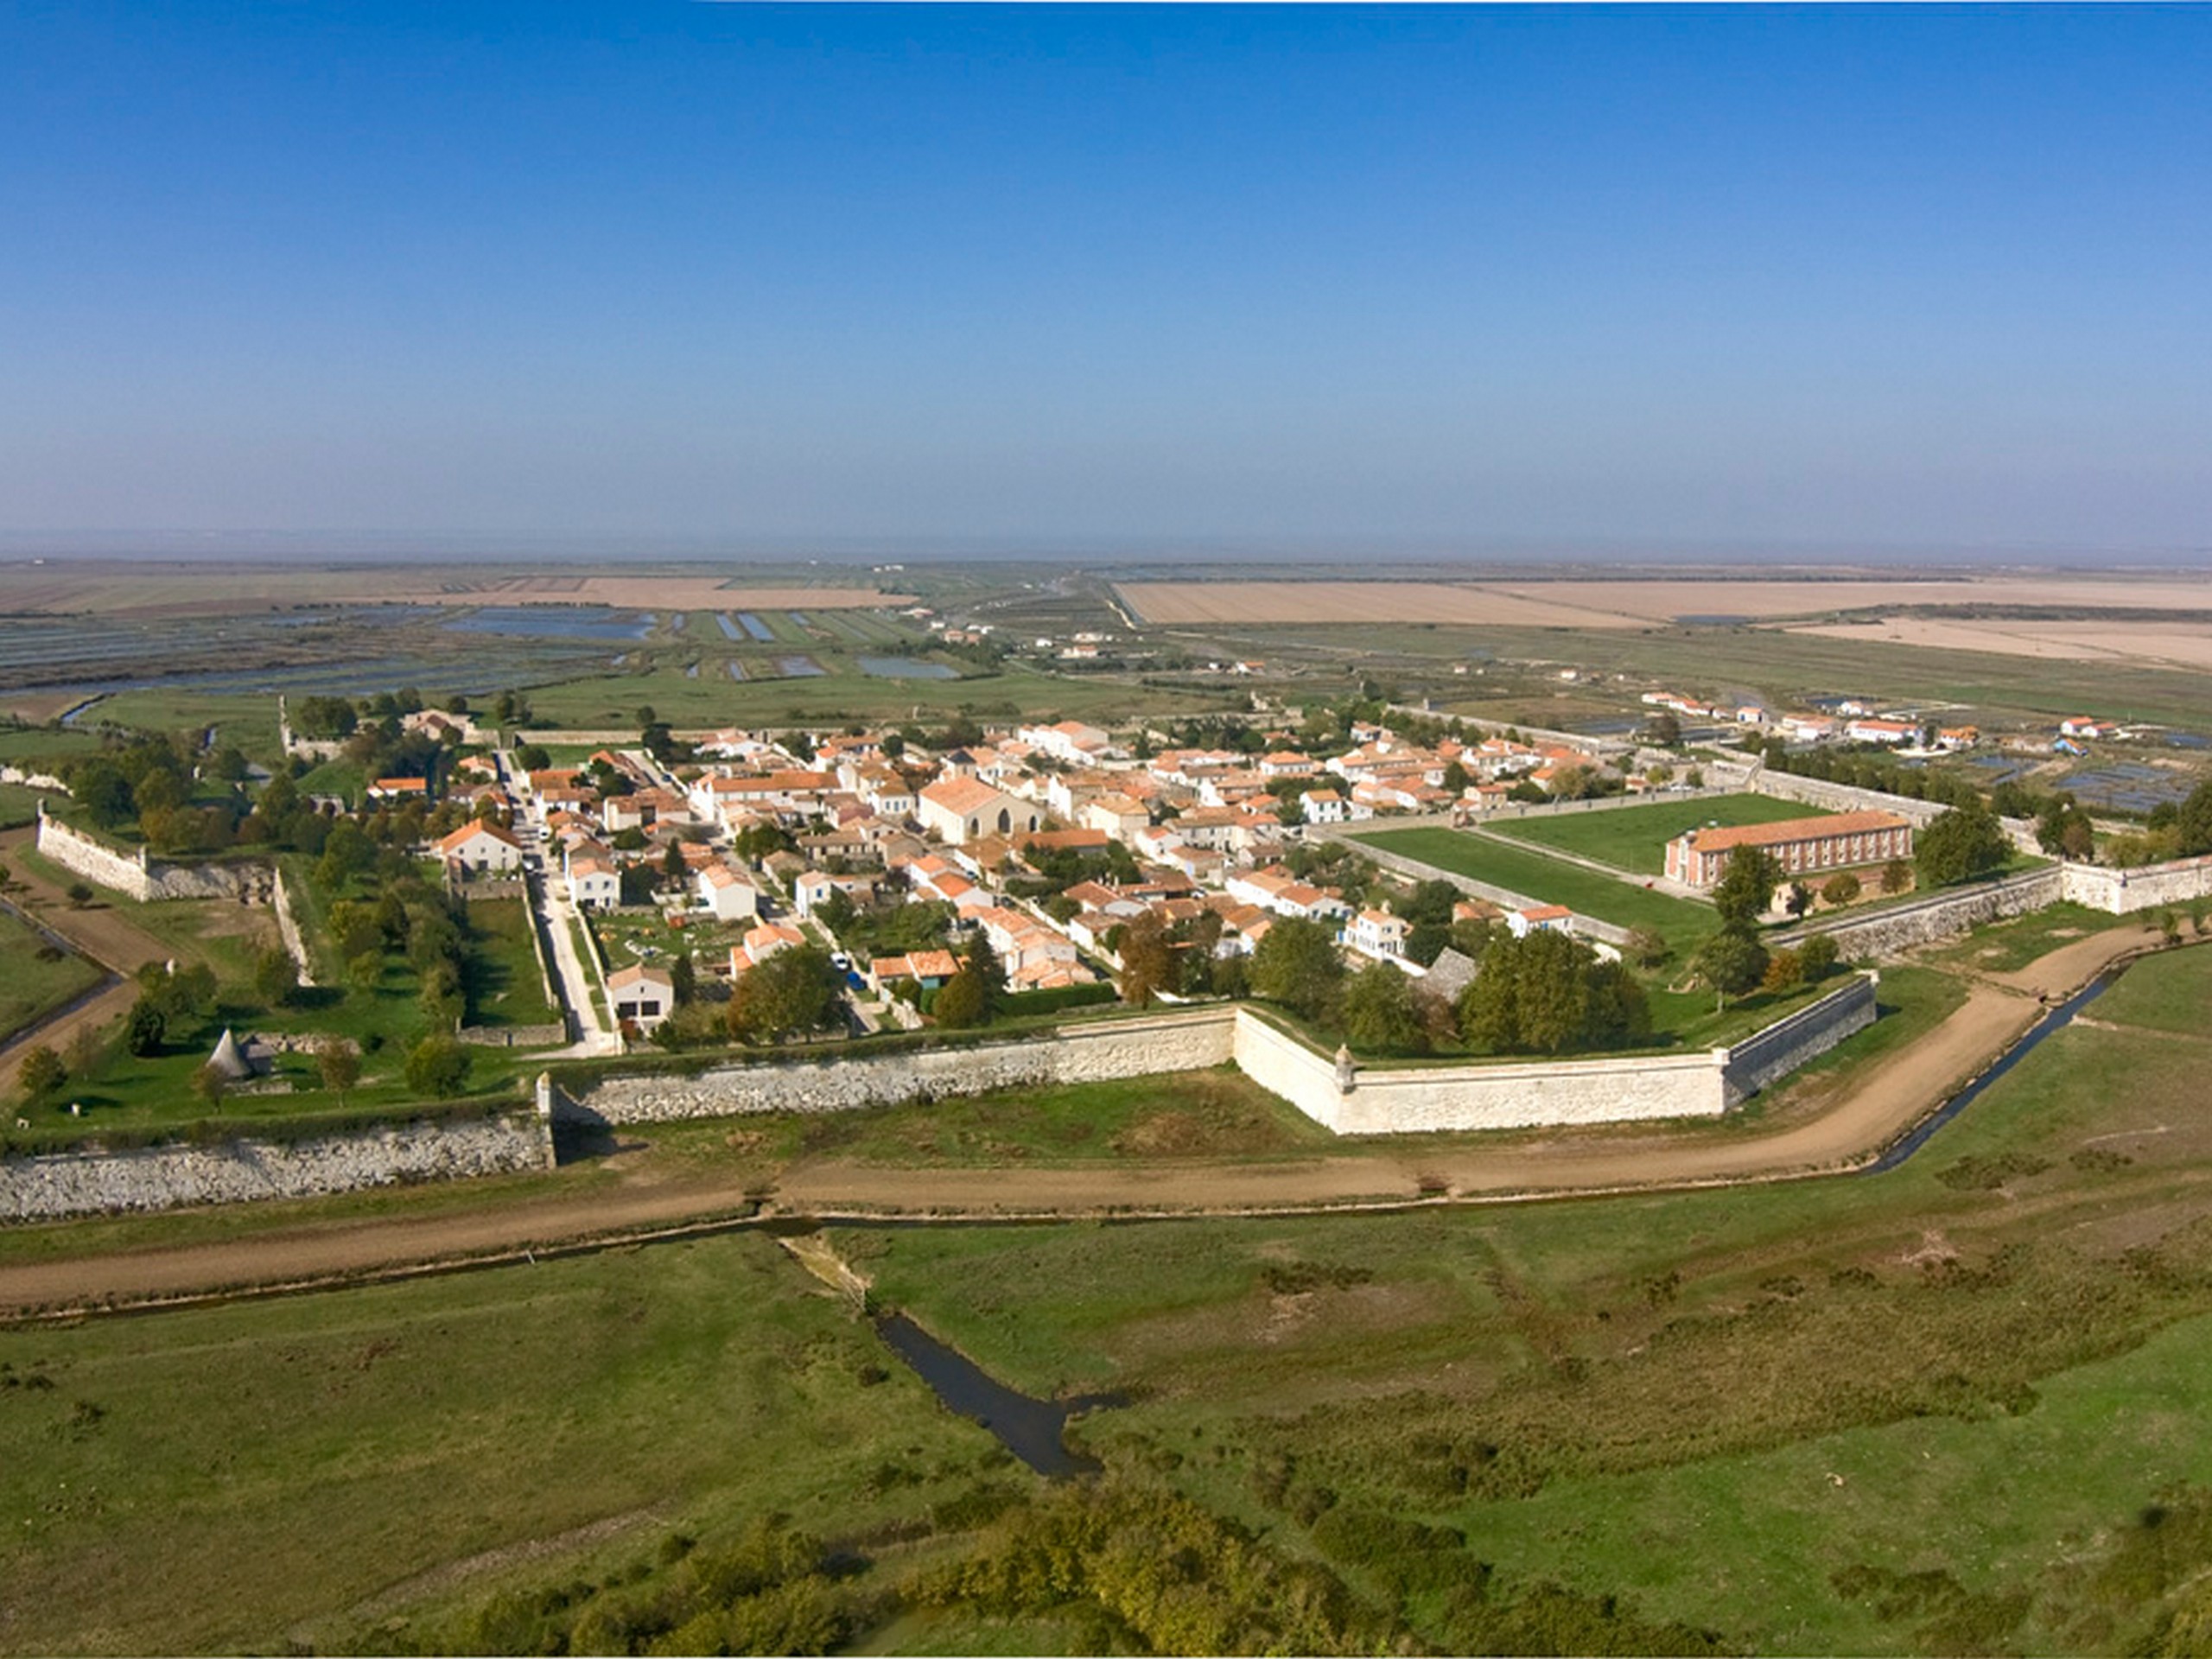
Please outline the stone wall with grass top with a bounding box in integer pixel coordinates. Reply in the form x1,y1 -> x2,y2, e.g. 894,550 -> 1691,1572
0,1111 -> 553,1224
2062,855 -> 2212,916
561,1009 -> 1242,1125
35,805 -> 270,904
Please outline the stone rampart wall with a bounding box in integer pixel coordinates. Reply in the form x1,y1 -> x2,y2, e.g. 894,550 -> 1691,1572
1475,785 -> 1740,826
36,810 -> 155,899
564,1010 -> 1242,1124
271,867 -> 316,986
460,1023 -> 568,1048
0,1113 -> 552,1224
1232,1012 -> 1727,1134
35,809 -> 269,903
1789,871 -> 2064,958
2062,856 -> 2212,915
1236,971 -> 1880,1133
1719,972 -> 1878,1103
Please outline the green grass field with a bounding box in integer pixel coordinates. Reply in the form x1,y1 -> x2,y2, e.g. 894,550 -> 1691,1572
1354,824 -> 1720,946
12,944 -> 2212,1654
459,896 -> 557,1028
73,689 -> 285,757
0,780 -> 50,830
841,945 -> 2212,1655
0,725 -> 105,767
0,1233 -> 994,1656
1491,791 -> 1831,874
0,908 -> 106,1044
519,658 -> 1238,729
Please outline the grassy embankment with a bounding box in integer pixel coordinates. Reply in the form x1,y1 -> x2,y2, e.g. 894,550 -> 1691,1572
0,726 -> 105,770
0,908 -> 107,1045
0,782 -> 48,830
8,944 -> 2212,1655
847,941 -> 2212,1656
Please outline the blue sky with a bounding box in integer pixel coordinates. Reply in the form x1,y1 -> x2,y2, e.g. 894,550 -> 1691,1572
3,3 -> 2208,556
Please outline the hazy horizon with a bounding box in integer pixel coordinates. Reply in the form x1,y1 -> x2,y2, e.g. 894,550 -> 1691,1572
2,528 -> 2209,572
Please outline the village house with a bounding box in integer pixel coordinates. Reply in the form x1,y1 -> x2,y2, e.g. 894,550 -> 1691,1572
1225,868 -> 1352,924
1506,904 -> 1573,938
696,863 -> 761,922
1844,717 -> 1920,746
1018,719 -> 1116,764
607,963 -> 675,1033
1299,785 -> 1362,825
793,868 -> 879,918
434,819 -> 524,874
728,920 -> 806,975
916,775 -> 1044,846
867,949 -> 961,995
565,854 -> 620,911
1348,907 -> 1408,960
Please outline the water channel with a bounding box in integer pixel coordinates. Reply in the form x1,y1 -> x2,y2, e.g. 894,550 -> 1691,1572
871,1313 -> 1122,1478
849,954 -> 2149,1469
1864,963 -> 2124,1174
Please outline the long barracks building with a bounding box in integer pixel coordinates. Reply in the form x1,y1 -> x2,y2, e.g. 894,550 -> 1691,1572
1664,810 -> 1914,888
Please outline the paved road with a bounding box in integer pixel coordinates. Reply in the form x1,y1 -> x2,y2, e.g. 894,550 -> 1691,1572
494,750 -> 620,1057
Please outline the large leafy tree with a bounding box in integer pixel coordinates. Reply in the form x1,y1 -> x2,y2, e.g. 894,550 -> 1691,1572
1459,930 -> 1649,1056
727,946 -> 845,1045
1116,912 -> 1177,1009
2177,779 -> 2212,857
1711,846 -> 1783,931
1250,917 -> 1347,1025
1916,803 -> 2011,887
403,1034 -> 474,1098
1692,929 -> 1769,1008
960,932 -> 1008,1016
1340,960 -> 1427,1055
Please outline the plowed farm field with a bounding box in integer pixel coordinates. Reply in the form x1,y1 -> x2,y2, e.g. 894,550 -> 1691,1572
1120,574 -> 2212,630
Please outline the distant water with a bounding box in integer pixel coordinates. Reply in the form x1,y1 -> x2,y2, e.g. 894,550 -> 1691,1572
446,606 -> 652,641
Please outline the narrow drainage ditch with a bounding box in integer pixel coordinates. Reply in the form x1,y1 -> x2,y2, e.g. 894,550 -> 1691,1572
1865,965 -> 2123,1175
871,1312 -> 1122,1478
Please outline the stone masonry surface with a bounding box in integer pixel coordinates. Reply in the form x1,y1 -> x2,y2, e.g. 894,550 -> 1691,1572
568,1010 -> 1242,1123
0,1113 -> 552,1223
